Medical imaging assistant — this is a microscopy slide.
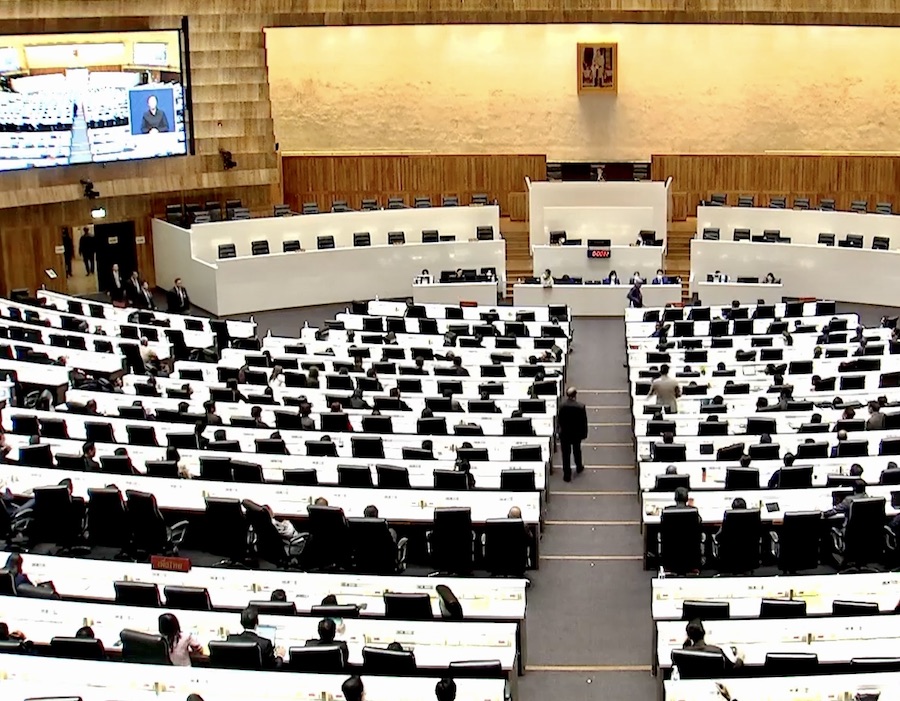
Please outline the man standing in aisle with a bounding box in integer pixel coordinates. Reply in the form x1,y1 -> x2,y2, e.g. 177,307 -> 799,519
557,386 -> 588,482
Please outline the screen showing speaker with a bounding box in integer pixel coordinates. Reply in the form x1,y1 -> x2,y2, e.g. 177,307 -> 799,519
0,29 -> 192,172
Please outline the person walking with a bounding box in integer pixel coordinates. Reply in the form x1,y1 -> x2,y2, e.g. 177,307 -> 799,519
557,386 -> 588,482
78,227 -> 95,275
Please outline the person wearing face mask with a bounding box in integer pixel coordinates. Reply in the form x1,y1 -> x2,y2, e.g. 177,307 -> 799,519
652,269 -> 666,284
605,270 -> 620,285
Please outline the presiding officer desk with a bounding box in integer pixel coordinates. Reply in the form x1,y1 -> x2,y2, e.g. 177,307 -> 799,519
13,406 -> 553,462
652,571 -> 900,620
0,655 -> 507,701
666,673 -> 898,701
3,433 -> 548,493
66,388 -> 557,438
365,299 -> 567,322
0,595 -> 519,677
2,550 -> 527,623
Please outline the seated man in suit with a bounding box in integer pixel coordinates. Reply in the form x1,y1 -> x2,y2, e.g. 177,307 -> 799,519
82,441 -> 100,471
682,619 -> 743,670
225,606 -> 281,668
305,618 -> 349,665
830,429 -> 849,457
166,277 -> 191,314
824,478 -> 868,522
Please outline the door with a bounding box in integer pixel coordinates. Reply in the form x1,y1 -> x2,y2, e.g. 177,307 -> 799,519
94,220 -> 138,295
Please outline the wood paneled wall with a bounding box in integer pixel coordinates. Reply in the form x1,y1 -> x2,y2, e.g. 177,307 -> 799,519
282,155 -> 547,217
652,154 -> 900,220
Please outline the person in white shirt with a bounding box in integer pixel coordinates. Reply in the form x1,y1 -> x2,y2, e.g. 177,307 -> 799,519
712,270 -> 729,282
266,504 -> 299,539
158,613 -> 201,667
652,269 -> 666,284
606,270 -> 620,285
138,337 -> 158,365
417,268 -> 433,284
269,365 -> 286,388
540,269 -> 553,288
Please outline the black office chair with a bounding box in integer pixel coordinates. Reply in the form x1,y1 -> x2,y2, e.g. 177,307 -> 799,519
84,421 -> 116,444
126,490 -> 188,558
39,417 -> 68,439
376,464 -> 411,489
115,580 -> 162,607
832,600 -> 880,616
209,640 -> 263,670
362,646 -> 418,673
126,425 -> 159,447
669,649 -> 726,679
482,517 -> 530,576
770,511 -> 822,573
162,585 -> 212,611
204,497 -> 251,567
681,601 -> 730,621
49,635 -> 105,660
724,467 -> 759,490
348,517 -> 408,574
86,487 -> 132,554
384,592 -> 434,620
427,507 -> 475,575
287,645 -> 344,672
759,598 -> 807,618
712,508 -> 761,574
832,497 -> 888,569
121,629 -> 171,664
658,507 -> 705,575
448,660 -> 504,678
304,505 -> 352,571
337,465 -> 374,487
763,652 -> 819,675
499,470 -> 536,491
242,499 -> 306,567
20,485 -> 89,556
433,469 -> 469,490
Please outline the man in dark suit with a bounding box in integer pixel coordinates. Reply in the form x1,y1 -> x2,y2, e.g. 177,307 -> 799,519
167,277 -> 191,314
226,606 -> 280,668
82,441 -> 100,472
136,281 -> 156,310
126,271 -> 143,306
557,386 -> 588,482
305,618 -> 349,665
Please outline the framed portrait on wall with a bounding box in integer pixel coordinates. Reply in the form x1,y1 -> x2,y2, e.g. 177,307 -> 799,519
577,43 -> 617,94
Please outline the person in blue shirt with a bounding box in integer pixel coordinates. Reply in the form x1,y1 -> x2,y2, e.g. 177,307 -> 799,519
652,269 -> 666,284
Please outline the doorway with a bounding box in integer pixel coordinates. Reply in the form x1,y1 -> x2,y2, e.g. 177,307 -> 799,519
66,224 -> 99,296
94,220 -> 138,295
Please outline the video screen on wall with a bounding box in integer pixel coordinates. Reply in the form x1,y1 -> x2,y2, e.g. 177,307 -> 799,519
0,29 -> 192,172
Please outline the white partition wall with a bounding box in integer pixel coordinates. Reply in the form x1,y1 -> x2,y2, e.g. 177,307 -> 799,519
153,208 -> 506,316
192,206 -> 501,260
532,245 -> 664,280
697,205 -> 900,248
528,180 -> 670,247
690,238 -> 900,306
514,283 -> 680,317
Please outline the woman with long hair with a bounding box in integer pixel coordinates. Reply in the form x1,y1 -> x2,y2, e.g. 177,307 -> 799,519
158,613 -> 202,667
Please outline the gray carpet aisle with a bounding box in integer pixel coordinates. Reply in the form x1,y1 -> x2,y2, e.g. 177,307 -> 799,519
225,305 -> 656,701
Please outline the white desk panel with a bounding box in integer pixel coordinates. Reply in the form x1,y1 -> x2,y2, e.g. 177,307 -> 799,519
697,205 -> 900,249
542,206 -> 656,244
0,656 -> 508,701
666,674 -> 900,701
413,281 -> 500,306
514,284 -> 681,317
531,244 -> 664,280
691,238 -> 900,306
214,241 -> 506,316
191,205 -> 501,260
367,299 -> 563,322
694,280 -> 785,305
528,180 -> 669,247
624,301 -> 837,324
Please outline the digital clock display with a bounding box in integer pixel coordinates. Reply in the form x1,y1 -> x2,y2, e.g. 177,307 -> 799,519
587,248 -> 612,259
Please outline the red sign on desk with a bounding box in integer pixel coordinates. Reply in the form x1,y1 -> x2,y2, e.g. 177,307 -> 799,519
151,555 -> 191,573
587,248 -> 611,259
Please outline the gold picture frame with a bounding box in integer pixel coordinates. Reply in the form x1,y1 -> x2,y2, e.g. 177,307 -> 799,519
577,42 -> 617,94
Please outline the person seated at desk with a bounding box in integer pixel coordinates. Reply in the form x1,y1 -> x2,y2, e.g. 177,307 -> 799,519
225,379 -> 248,403
825,478 -> 868,522
676,365 -> 701,378
269,365 -> 286,389
652,269 -> 666,285
307,367 -> 321,389
764,272 -> 777,284
383,331 -> 398,345
850,325 -> 866,343
540,269 -> 553,288
265,504 -> 303,549
138,337 -> 160,369
667,486 -> 693,511
451,356 -> 469,376
443,389 -> 463,412
5,553 -> 31,588
389,387 -> 411,411
837,406 -> 856,426
605,270 -> 620,285
299,402 -> 317,430
853,338 -> 869,357
349,356 -> 365,375
194,420 -> 210,450
305,618 -> 349,665
204,401 -> 223,426
76,625 -> 97,640
867,401 -> 886,430
627,280 -> 643,308
82,399 -> 100,416
435,677 -> 457,701
760,387 -> 793,412
226,606 -> 281,668
166,446 -> 191,479
648,364 -> 680,413
830,430 -> 849,457
0,621 -> 26,643
159,612 -> 201,667
682,619 -> 744,670
81,441 -> 100,471
416,268 -> 433,285
767,452 -> 795,488
364,504 -> 398,542
631,271 -> 644,284
250,406 -> 269,429
738,454 -> 752,468
455,458 -> 476,490
348,389 -> 370,410
364,367 -> 383,391
711,362 -> 731,377
711,270 -> 729,283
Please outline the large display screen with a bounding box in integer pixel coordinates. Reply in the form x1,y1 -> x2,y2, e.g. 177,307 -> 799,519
0,29 -> 192,172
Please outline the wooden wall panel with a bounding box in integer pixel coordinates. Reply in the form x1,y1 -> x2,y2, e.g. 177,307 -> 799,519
652,154 -> 900,220
281,155 -> 546,217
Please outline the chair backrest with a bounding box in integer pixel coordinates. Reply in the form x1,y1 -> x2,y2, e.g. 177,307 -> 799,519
337,465 -> 374,487
126,490 -> 171,555
717,509 -> 762,573
763,652 -> 819,675
87,487 -> 131,548
306,505 -> 351,570
115,580 -> 161,607
164,585 -> 212,611
121,629 -> 170,664
32,485 -> 81,545
483,518 -> 529,577
843,497 -> 887,564
431,507 -> 474,574
681,600 -> 730,621
659,507 -> 703,574
204,497 -> 249,561
49,635 -> 105,660
287,644 -> 345,672
777,511 -> 823,572
447,660 -> 503,678
376,464 -> 410,489
759,598 -> 807,618
209,640 -> 263,670
384,592 -> 434,619
670,649 -> 725,679
362,646 -> 417,673
832,599 -> 880,616
348,517 -> 400,575
500,469 -> 536,492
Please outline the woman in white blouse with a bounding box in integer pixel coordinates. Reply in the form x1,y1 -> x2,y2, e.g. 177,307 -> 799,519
159,613 -> 202,667
269,365 -> 285,388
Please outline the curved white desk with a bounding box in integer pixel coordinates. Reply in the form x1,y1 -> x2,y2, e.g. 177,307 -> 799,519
413,280 -> 500,306
513,283 -> 681,316
693,280 -> 784,305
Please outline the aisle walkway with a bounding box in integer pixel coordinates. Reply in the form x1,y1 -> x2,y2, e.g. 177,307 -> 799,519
518,317 -> 655,701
